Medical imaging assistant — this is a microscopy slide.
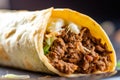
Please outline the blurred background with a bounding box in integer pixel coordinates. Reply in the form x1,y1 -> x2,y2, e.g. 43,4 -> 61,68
0,0 -> 120,61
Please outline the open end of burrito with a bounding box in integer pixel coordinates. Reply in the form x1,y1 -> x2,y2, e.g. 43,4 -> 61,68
43,18 -> 112,74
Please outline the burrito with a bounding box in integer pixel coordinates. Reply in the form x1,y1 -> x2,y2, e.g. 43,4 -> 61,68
0,8 -> 116,77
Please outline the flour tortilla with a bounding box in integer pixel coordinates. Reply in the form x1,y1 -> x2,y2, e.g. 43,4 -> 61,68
0,8 -> 116,77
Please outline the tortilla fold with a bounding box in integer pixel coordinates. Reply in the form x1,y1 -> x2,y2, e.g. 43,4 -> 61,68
0,8 -> 116,77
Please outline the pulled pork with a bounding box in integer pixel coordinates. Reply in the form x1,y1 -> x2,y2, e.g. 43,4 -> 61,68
46,27 -> 112,74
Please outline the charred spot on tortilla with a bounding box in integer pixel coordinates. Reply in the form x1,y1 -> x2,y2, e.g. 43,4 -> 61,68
43,18 -> 112,74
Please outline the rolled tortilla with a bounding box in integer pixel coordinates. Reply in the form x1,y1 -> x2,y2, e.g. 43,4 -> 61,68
0,8 -> 116,77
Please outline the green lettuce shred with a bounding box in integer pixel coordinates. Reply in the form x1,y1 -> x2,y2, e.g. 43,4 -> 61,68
44,36 -> 56,55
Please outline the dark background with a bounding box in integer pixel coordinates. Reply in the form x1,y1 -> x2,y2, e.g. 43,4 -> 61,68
10,0 -> 120,23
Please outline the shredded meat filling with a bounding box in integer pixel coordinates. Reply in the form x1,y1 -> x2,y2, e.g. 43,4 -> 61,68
46,27 -> 112,74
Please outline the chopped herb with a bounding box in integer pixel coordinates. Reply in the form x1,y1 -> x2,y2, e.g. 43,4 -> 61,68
117,60 -> 120,69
